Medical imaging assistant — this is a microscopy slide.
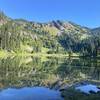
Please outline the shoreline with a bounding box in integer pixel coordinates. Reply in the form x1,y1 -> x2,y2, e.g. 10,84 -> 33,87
0,50 -> 99,58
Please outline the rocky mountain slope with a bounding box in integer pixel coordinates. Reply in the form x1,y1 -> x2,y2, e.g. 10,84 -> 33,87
0,12 -> 100,57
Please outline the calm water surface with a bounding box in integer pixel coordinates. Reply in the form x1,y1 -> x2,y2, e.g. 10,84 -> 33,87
0,56 -> 100,100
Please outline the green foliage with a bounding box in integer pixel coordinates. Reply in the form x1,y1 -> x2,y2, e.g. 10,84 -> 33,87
0,12 -> 100,57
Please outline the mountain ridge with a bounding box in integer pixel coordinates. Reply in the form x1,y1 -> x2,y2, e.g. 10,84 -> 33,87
0,12 -> 100,57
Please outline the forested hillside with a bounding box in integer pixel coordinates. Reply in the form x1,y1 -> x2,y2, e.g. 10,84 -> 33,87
0,12 -> 100,57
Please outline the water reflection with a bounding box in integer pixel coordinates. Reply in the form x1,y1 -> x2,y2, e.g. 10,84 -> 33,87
0,57 -> 100,89
0,87 -> 63,100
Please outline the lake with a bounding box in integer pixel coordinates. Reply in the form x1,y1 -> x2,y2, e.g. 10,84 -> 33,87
0,56 -> 100,100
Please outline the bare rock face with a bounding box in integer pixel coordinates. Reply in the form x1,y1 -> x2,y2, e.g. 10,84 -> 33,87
0,12 -> 8,25
0,19 -> 7,25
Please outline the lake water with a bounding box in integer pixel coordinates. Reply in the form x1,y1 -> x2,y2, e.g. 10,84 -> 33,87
0,56 -> 100,100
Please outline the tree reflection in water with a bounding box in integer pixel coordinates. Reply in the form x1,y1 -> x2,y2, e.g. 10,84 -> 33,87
0,57 -> 100,89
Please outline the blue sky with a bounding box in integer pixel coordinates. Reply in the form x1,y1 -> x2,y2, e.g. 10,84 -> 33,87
0,0 -> 100,28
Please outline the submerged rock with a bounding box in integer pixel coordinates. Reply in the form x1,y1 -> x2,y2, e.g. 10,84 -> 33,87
60,81 -> 100,100
75,84 -> 100,94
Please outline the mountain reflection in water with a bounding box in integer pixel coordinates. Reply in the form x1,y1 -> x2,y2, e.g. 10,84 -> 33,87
0,56 -> 99,99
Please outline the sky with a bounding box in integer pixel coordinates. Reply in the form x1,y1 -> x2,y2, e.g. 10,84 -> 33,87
0,0 -> 100,28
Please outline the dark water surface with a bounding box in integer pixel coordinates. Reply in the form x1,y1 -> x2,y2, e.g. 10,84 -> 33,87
0,56 -> 100,100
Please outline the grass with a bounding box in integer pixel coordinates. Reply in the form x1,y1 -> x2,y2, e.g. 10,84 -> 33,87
0,46 -> 82,59
32,53 -> 80,58
0,50 -> 11,58
41,47 -> 50,53
43,26 -> 59,36
0,49 -> 81,58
